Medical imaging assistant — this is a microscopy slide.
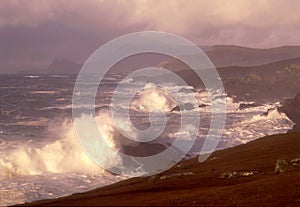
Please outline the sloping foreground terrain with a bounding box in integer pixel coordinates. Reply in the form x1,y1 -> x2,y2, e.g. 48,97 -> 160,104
19,132 -> 300,206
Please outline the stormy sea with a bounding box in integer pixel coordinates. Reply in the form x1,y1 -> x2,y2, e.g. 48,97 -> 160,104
0,73 -> 294,206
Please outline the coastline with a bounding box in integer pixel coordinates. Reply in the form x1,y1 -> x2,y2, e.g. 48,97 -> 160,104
18,131 -> 300,206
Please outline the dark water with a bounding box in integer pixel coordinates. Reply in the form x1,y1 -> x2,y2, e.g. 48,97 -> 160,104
0,74 -> 294,205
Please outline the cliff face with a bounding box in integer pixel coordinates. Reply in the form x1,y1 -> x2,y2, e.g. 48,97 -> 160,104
280,93 -> 300,131
222,60 -> 300,102
158,58 -> 300,103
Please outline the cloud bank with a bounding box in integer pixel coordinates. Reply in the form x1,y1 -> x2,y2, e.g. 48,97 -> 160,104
0,0 -> 299,72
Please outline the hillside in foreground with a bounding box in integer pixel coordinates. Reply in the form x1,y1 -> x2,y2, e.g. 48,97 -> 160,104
20,132 -> 300,206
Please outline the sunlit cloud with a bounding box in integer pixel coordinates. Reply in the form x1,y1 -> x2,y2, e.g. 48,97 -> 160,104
0,0 -> 299,72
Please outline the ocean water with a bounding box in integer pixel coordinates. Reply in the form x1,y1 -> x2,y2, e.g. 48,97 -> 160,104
0,73 -> 294,206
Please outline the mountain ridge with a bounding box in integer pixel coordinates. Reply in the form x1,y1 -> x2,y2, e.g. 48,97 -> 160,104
159,45 -> 300,72
40,45 -> 300,75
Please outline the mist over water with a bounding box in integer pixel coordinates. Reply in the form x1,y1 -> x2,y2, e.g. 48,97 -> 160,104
0,74 -> 294,206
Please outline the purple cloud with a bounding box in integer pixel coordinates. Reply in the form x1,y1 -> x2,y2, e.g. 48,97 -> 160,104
0,0 -> 299,73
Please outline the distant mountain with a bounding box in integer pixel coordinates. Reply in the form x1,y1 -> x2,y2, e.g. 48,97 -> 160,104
47,59 -> 82,75
45,46 -> 300,75
207,45 -> 300,67
46,54 -> 169,75
15,69 -> 43,75
158,45 -> 300,71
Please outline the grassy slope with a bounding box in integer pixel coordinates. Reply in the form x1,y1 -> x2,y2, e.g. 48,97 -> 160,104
18,132 -> 300,206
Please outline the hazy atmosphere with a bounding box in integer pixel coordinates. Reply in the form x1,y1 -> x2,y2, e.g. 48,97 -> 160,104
1,0 -> 300,73
1,1 -> 300,206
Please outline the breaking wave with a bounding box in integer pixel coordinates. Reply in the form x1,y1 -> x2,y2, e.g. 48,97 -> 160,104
130,85 -> 177,112
0,121 -> 102,179
0,110 -> 140,179
241,108 -> 293,124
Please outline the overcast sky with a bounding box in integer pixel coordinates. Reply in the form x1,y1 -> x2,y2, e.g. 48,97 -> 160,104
0,0 -> 300,73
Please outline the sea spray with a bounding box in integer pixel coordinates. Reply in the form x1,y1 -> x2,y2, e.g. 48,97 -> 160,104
0,118 -> 104,178
131,85 -> 177,112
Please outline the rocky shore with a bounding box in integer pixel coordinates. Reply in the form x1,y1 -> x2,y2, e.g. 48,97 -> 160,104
19,132 -> 300,206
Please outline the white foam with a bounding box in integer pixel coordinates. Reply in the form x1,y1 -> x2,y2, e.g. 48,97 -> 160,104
241,108 -> 292,124
0,119 -> 104,178
50,75 -> 71,78
0,110 -> 142,179
24,75 -> 40,78
0,80 -> 296,205
221,108 -> 295,147
30,90 -> 57,94
131,86 -> 177,112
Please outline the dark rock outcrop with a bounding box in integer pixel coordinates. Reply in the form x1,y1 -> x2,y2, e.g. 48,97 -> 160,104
123,143 -> 166,157
238,103 -> 261,110
178,87 -> 196,94
170,103 -> 209,112
262,108 -> 277,116
171,103 -> 195,112
198,104 -> 209,108
279,93 -> 300,131
274,160 -> 288,175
